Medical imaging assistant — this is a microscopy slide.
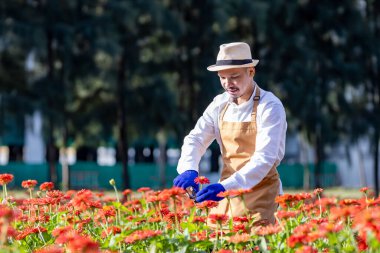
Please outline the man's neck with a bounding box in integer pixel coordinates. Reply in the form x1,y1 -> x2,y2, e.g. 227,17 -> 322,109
235,82 -> 255,105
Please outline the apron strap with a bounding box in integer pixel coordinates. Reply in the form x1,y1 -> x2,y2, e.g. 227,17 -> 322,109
251,86 -> 261,123
219,84 -> 261,125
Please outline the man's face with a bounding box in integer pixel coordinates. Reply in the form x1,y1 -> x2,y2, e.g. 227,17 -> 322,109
218,67 -> 255,99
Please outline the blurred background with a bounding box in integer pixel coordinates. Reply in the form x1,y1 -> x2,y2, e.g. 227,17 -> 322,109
0,0 -> 379,194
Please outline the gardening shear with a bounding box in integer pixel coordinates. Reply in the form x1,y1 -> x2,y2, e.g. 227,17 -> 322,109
186,186 -> 198,203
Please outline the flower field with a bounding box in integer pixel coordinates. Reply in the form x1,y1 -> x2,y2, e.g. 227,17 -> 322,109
0,173 -> 379,253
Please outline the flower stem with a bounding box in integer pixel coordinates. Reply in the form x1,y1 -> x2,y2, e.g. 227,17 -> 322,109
112,183 -> 121,225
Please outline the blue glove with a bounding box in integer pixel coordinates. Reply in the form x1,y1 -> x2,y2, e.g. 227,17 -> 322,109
173,170 -> 199,193
195,183 -> 225,203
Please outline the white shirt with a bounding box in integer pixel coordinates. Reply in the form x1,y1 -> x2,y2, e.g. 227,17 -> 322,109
177,82 -> 287,194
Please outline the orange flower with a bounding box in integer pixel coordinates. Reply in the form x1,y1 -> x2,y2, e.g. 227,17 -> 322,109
66,234 -> 100,252
214,249 -> 232,253
0,173 -> 14,185
167,187 -> 186,196
124,230 -> 162,244
257,224 -> 282,236
194,176 -> 210,185
21,179 -> 37,189
137,187 -> 151,193
295,246 -> 318,253
276,210 -> 299,219
101,205 -> 116,217
101,226 -> 121,238
216,190 -> 234,198
228,233 -> 250,243
196,200 -> 219,209
228,189 -> 252,197
40,182 -> 54,191
33,246 -> 64,253
15,226 -> 47,240
190,231 -> 207,242
70,189 -> 101,211
209,214 -> 229,224
122,189 -> 132,196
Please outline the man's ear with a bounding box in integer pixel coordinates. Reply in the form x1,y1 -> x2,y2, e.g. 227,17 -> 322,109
248,67 -> 255,77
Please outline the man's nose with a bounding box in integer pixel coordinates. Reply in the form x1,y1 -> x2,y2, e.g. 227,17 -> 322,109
225,78 -> 233,85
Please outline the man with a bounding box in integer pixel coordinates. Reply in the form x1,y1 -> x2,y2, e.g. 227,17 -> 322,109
173,42 -> 287,225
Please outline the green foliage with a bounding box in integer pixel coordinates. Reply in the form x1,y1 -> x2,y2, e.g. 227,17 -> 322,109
0,0 -> 378,159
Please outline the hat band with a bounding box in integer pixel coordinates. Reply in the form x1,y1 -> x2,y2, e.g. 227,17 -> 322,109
215,59 -> 253,66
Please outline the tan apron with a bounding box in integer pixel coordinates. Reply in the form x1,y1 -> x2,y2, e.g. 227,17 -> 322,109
210,87 -> 280,225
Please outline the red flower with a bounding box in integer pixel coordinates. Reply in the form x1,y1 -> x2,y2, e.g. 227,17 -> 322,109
192,216 -> 206,223
124,230 -> 162,244
257,224 -> 282,236
101,205 -> 116,217
295,246 -> 318,253
232,224 -> 249,233
21,180 -> 38,189
208,214 -> 229,224
190,231 -> 207,242
360,187 -> 369,193
227,233 -> 250,243
214,250 -> 233,253
194,176 -> 210,185
15,226 -> 47,240
32,246 -> 64,253
101,226 -> 121,238
196,200 -> 219,209
66,234 -> 100,252
122,189 -> 132,196
276,210 -> 299,219
313,188 -> 324,195
70,189 -> 101,211
0,173 -> 14,185
137,187 -> 151,193
40,182 -> 54,191
233,216 -> 249,223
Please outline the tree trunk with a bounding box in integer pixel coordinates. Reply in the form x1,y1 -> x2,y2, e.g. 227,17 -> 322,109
314,123 -> 323,189
46,26 -> 57,185
374,129 -> 379,196
117,48 -> 130,189
157,130 -> 167,189
366,0 -> 380,197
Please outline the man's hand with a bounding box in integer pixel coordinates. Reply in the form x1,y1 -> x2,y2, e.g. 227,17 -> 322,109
173,170 -> 199,193
195,183 -> 225,203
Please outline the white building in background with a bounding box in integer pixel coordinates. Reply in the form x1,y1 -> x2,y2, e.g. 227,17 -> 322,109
23,110 -> 45,164
287,130 -> 378,189
329,137 -> 376,188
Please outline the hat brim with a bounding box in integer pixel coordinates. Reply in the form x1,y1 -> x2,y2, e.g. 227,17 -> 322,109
207,60 -> 259,72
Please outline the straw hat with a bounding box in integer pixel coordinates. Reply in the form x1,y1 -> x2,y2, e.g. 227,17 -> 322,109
207,42 -> 259,71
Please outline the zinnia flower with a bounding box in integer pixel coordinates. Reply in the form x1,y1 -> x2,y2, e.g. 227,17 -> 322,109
208,214 -> 229,224
194,176 -> 210,185
360,187 -> 369,193
0,173 -> 14,185
313,188 -> 324,195
40,182 -> 54,191
21,180 -> 38,189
